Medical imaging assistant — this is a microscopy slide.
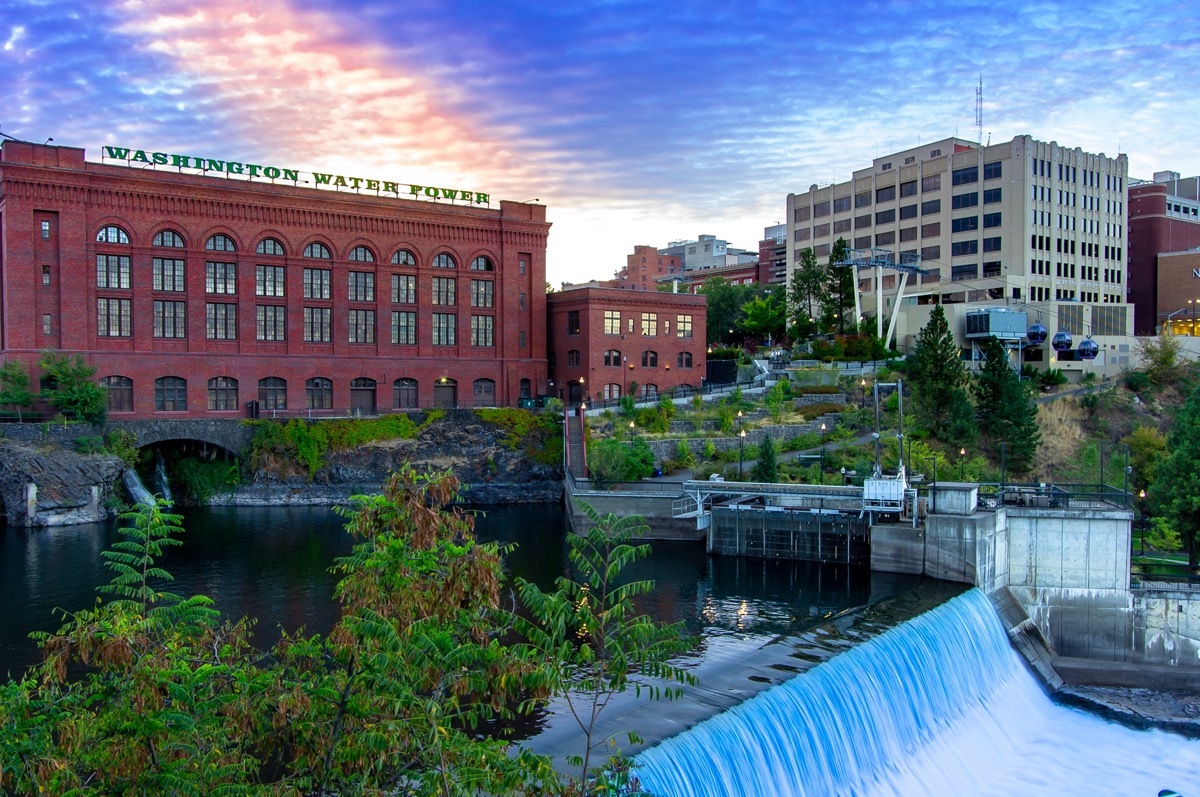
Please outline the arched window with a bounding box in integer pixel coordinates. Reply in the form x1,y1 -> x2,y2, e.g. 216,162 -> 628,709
604,383 -> 621,400
155,376 -> 187,411
207,376 -> 239,411
205,234 -> 236,252
470,256 -> 494,271
101,375 -> 133,413
432,253 -> 456,269
391,249 -> 416,266
520,378 -> 532,399
393,378 -> 418,409
96,225 -> 130,244
604,349 -> 622,367
677,351 -> 693,368
348,245 -> 375,262
472,378 -> 496,407
304,242 -> 332,259
258,377 -> 287,410
256,238 -> 285,256
350,377 -> 376,415
641,350 -> 658,367
568,349 -> 581,367
640,384 -> 659,399
306,377 -> 333,409
152,229 -> 184,247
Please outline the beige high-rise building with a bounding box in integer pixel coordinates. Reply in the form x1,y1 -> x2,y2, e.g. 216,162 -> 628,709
786,135 -> 1134,373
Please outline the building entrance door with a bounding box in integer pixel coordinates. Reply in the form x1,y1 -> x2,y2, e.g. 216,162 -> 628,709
434,379 -> 458,409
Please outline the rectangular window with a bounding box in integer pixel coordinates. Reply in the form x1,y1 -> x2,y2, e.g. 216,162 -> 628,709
432,277 -> 456,306
875,185 -> 896,203
952,165 -> 978,185
951,264 -> 979,281
921,199 -> 941,215
952,192 -> 979,209
983,236 -> 1002,253
42,314 -> 52,335
471,315 -> 494,347
899,227 -> 918,243
153,300 -> 186,338
795,228 -> 810,241
833,196 -> 851,213
854,191 -> 871,208
875,231 -> 896,246
604,310 -> 621,335
677,314 -> 693,338
983,161 -> 1002,180
983,187 -> 1002,204
641,312 -> 658,336
951,240 -> 979,257
433,312 -> 457,346
795,206 -> 811,222
900,180 -> 917,198
348,309 -> 375,343
96,255 -> 131,289
205,262 -> 237,294
567,310 -> 580,335
348,271 -> 375,302
833,219 -> 852,234
813,200 -> 831,218
519,293 -> 527,310
951,216 -> 979,233
303,268 -> 331,299
813,223 -> 830,238
470,279 -> 494,308
97,298 -> 132,337
921,222 -> 941,238
921,174 -> 941,193
256,305 -> 286,341
519,257 -> 527,274
253,265 -> 284,297
920,245 -> 941,261
40,220 -> 50,239
153,258 -> 185,291
854,214 -> 871,229
519,330 -> 527,349
303,307 -> 331,342
391,311 -> 416,345
899,204 -> 918,220
42,265 -> 51,286
205,303 -> 237,339
875,209 -> 895,225
391,274 -> 416,303
983,212 -> 1002,229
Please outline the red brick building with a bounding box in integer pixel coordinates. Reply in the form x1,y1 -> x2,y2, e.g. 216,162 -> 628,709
609,244 -> 682,290
0,140 -> 549,417
1128,174 -> 1200,334
546,286 -> 706,405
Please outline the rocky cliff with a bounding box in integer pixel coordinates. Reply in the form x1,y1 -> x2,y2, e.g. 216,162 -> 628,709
0,439 -> 124,526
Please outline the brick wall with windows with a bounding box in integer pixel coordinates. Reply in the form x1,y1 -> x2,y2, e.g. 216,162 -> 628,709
0,141 -> 549,414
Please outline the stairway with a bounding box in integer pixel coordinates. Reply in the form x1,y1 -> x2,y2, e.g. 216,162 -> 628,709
564,413 -> 588,479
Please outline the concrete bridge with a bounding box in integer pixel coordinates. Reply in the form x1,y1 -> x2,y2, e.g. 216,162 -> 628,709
105,419 -> 255,455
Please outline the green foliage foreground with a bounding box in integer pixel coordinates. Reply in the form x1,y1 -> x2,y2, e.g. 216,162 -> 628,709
0,469 -> 692,796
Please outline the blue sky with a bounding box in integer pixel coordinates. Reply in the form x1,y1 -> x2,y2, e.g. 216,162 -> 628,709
3,0 -> 1198,284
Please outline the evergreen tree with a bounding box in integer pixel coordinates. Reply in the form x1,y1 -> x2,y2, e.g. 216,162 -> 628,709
819,238 -> 854,333
788,247 -> 824,338
972,336 -> 1041,473
750,434 -> 779,483
907,305 -> 973,443
1151,381 -> 1200,566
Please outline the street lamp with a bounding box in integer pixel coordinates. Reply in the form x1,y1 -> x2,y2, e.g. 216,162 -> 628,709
739,429 -> 746,479
860,378 -> 867,409
959,447 -> 967,480
1138,489 -> 1147,556
628,419 -> 636,442
820,422 -> 827,474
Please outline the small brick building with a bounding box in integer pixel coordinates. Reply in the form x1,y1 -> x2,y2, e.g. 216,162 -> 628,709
0,140 -> 549,417
546,286 -> 707,404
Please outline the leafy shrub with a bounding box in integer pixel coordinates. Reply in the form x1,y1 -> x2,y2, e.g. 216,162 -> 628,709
674,439 -> 696,470
707,346 -> 741,360
1123,370 -> 1150,392
74,435 -> 105,455
248,411 -> 444,478
175,458 -> 241,503
544,396 -> 565,414
477,408 -> 563,467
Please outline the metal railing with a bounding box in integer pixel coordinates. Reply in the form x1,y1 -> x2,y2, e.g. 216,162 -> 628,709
577,377 -> 770,413
976,482 -> 1134,511
1131,561 -> 1200,591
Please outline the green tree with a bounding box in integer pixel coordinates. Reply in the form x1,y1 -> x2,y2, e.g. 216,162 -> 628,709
0,360 -> 35,420
907,305 -> 974,444
737,286 -> 786,343
972,336 -> 1040,474
38,352 -> 107,424
1122,425 -> 1167,495
819,238 -> 854,333
788,247 -> 825,338
698,276 -> 759,344
587,437 -> 655,485
1136,335 -> 1184,386
1151,382 -> 1200,567
750,434 -> 779,482
516,503 -> 695,787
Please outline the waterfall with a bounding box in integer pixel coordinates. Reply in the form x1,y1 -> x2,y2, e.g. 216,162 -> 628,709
635,589 -> 1199,797
121,468 -> 155,508
154,451 -> 174,505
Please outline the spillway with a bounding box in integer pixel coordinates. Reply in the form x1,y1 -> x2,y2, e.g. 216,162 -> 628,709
635,589 -> 1199,796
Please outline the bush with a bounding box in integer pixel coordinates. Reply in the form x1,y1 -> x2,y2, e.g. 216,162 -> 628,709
1123,370 -> 1150,392
543,397 -> 564,414
175,458 -> 241,503
674,439 -> 696,470
586,438 -> 655,485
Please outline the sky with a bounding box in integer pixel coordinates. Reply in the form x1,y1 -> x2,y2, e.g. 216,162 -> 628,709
3,0 -> 1199,287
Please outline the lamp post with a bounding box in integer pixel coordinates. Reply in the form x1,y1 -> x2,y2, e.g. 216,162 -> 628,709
1191,299 -> 1198,336
739,429 -> 747,479
860,378 -> 867,409
820,422 -> 827,475
1138,489 -> 1147,557
628,420 -> 636,442
959,447 -> 967,480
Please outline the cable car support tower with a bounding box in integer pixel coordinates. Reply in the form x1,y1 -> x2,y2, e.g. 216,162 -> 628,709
832,248 -> 930,350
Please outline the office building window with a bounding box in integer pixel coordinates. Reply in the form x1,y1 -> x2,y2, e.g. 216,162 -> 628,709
392,274 -> 416,303
207,376 -> 239,411
303,268 -> 331,299
951,240 -> 979,257
951,216 -> 979,233
641,313 -> 658,336
391,311 -> 416,345
153,300 -> 186,338
677,314 -> 693,338
471,315 -> 494,347
876,209 -> 896,225
471,279 -> 494,308
921,245 -> 941,260
983,161 -> 1002,180
97,298 -> 131,337
348,309 -> 375,343
921,174 -> 941,193
951,192 -> 979,209
257,305 -> 286,341
153,258 -> 185,291
432,313 -> 456,345
875,231 -> 896,246
952,166 -> 978,185
432,277 -> 456,306
303,307 -> 331,342
899,204 -> 918,220
983,237 -> 1002,253
348,271 -> 375,301
42,265 -> 51,285
983,187 -> 1002,204
921,199 -> 941,215
567,310 -> 580,335
900,180 -> 917,198
921,222 -> 941,238
876,185 -> 896,203
96,254 -> 131,289
983,212 -> 1002,229
205,303 -> 237,339
256,265 -> 285,297
155,376 -> 187,411
205,261 -> 237,294
833,196 -> 852,213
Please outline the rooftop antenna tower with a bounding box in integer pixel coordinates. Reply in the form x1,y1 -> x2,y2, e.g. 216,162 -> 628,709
975,74 -> 983,144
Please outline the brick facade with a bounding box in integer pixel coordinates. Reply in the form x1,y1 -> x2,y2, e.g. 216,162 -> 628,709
0,141 -> 548,417
1128,182 -> 1200,334
546,286 -> 707,404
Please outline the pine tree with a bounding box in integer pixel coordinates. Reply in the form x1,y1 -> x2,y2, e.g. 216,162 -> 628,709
750,434 -> 779,483
907,305 -> 973,443
972,336 -> 1041,474
1151,381 -> 1200,567
789,247 -> 824,338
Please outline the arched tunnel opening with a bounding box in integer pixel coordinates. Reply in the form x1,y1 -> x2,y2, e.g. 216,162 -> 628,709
133,439 -> 242,506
